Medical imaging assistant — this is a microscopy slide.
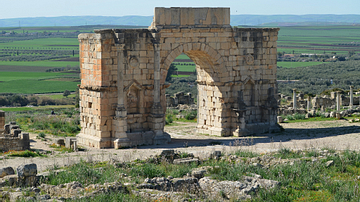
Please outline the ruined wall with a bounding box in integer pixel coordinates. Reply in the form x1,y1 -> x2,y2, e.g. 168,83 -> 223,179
0,112 -> 30,152
77,7 -> 280,148
0,133 -> 30,152
166,92 -> 194,107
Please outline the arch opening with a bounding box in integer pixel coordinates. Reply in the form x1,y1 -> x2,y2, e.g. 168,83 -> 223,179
161,44 -> 231,136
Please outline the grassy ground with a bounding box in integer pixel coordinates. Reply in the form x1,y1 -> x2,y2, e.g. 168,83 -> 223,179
7,107 -> 80,136
40,148 -> 360,201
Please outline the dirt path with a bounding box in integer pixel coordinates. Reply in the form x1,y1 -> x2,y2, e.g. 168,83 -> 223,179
2,120 -> 360,172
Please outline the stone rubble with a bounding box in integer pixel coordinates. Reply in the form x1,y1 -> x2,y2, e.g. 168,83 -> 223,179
0,149 -> 342,201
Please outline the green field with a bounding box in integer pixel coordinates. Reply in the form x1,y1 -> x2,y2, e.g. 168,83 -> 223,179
277,61 -> 329,68
0,71 -> 79,94
0,79 -> 79,94
277,26 -> 360,54
175,54 -> 191,60
0,105 -> 75,112
0,60 -> 79,68
0,72 -> 70,81
0,37 -> 78,49
38,94 -> 76,99
174,63 -> 196,72
171,75 -> 190,78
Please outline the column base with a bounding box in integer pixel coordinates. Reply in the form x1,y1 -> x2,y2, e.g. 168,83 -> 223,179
78,131 -> 171,149
76,133 -> 113,149
114,138 -> 131,149
234,128 -> 249,137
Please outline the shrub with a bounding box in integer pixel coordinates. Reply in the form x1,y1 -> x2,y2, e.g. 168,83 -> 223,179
37,132 -> 46,139
184,110 -> 197,120
285,114 -> 295,120
165,114 -> 173,125
6,150 -> 43,157
293,113 -> 306,120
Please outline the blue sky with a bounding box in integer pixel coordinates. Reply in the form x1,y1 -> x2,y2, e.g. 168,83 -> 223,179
1,0 -> 359,19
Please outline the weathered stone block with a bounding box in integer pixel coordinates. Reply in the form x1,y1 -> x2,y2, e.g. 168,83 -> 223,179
0,167 -> 15,178
17,164 -> 37,178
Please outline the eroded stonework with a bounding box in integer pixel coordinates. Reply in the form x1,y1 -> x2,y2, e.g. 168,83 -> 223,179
77,7 -> 280,148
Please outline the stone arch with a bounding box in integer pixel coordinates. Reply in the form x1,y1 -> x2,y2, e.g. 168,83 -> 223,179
160,43 -> 226,84
160,42 -> 231,136
77,7 -> 281,148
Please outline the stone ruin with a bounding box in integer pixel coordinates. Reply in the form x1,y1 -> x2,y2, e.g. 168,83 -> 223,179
278,86 -> 360,119
77,7 -> 280,149
0,110 -> 30,152
166,92 -> 194,107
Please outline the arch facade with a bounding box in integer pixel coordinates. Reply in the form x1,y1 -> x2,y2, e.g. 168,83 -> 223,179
77,7 -> 280,148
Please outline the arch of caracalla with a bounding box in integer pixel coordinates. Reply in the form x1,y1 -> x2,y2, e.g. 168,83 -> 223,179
77,7 -> 280,149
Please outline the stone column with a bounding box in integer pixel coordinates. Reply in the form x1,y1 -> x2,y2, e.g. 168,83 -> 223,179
153,43 -> 162,109
293,89 -> 297,110
113,44 -> 130,149
336,91 -> 341,111
115,44 -> 126,114
151,42 -> 167,139
307,97 -> 311,111
350,85 -> 354,108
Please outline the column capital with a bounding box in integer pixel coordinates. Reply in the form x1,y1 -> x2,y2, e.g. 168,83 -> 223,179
153,43 -> 160,50
115,44 -> 125,51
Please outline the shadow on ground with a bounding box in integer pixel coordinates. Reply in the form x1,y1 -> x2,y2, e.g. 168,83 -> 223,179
136,125 -> 360,150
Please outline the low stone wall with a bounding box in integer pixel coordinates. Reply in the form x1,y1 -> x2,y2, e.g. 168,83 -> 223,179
166,92 -> 194,107
0,133 -> 30,152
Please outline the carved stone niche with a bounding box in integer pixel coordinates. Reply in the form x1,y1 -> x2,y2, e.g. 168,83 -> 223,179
125,81 -> 143,114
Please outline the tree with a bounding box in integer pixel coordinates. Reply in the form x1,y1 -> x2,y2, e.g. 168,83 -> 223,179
63,90 -> 71,98
166,63 -> 178,82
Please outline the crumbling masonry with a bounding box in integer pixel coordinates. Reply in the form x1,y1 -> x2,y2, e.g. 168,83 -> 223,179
77,7 -> 280,148
0,111 -> 30,152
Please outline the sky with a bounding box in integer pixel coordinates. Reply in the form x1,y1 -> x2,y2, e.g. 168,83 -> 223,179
1,0 -> 360,19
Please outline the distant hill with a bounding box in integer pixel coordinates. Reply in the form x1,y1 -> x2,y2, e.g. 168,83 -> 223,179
231,14 -> 360,26
1,14 -> 360,27
0,16 -> 154,27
